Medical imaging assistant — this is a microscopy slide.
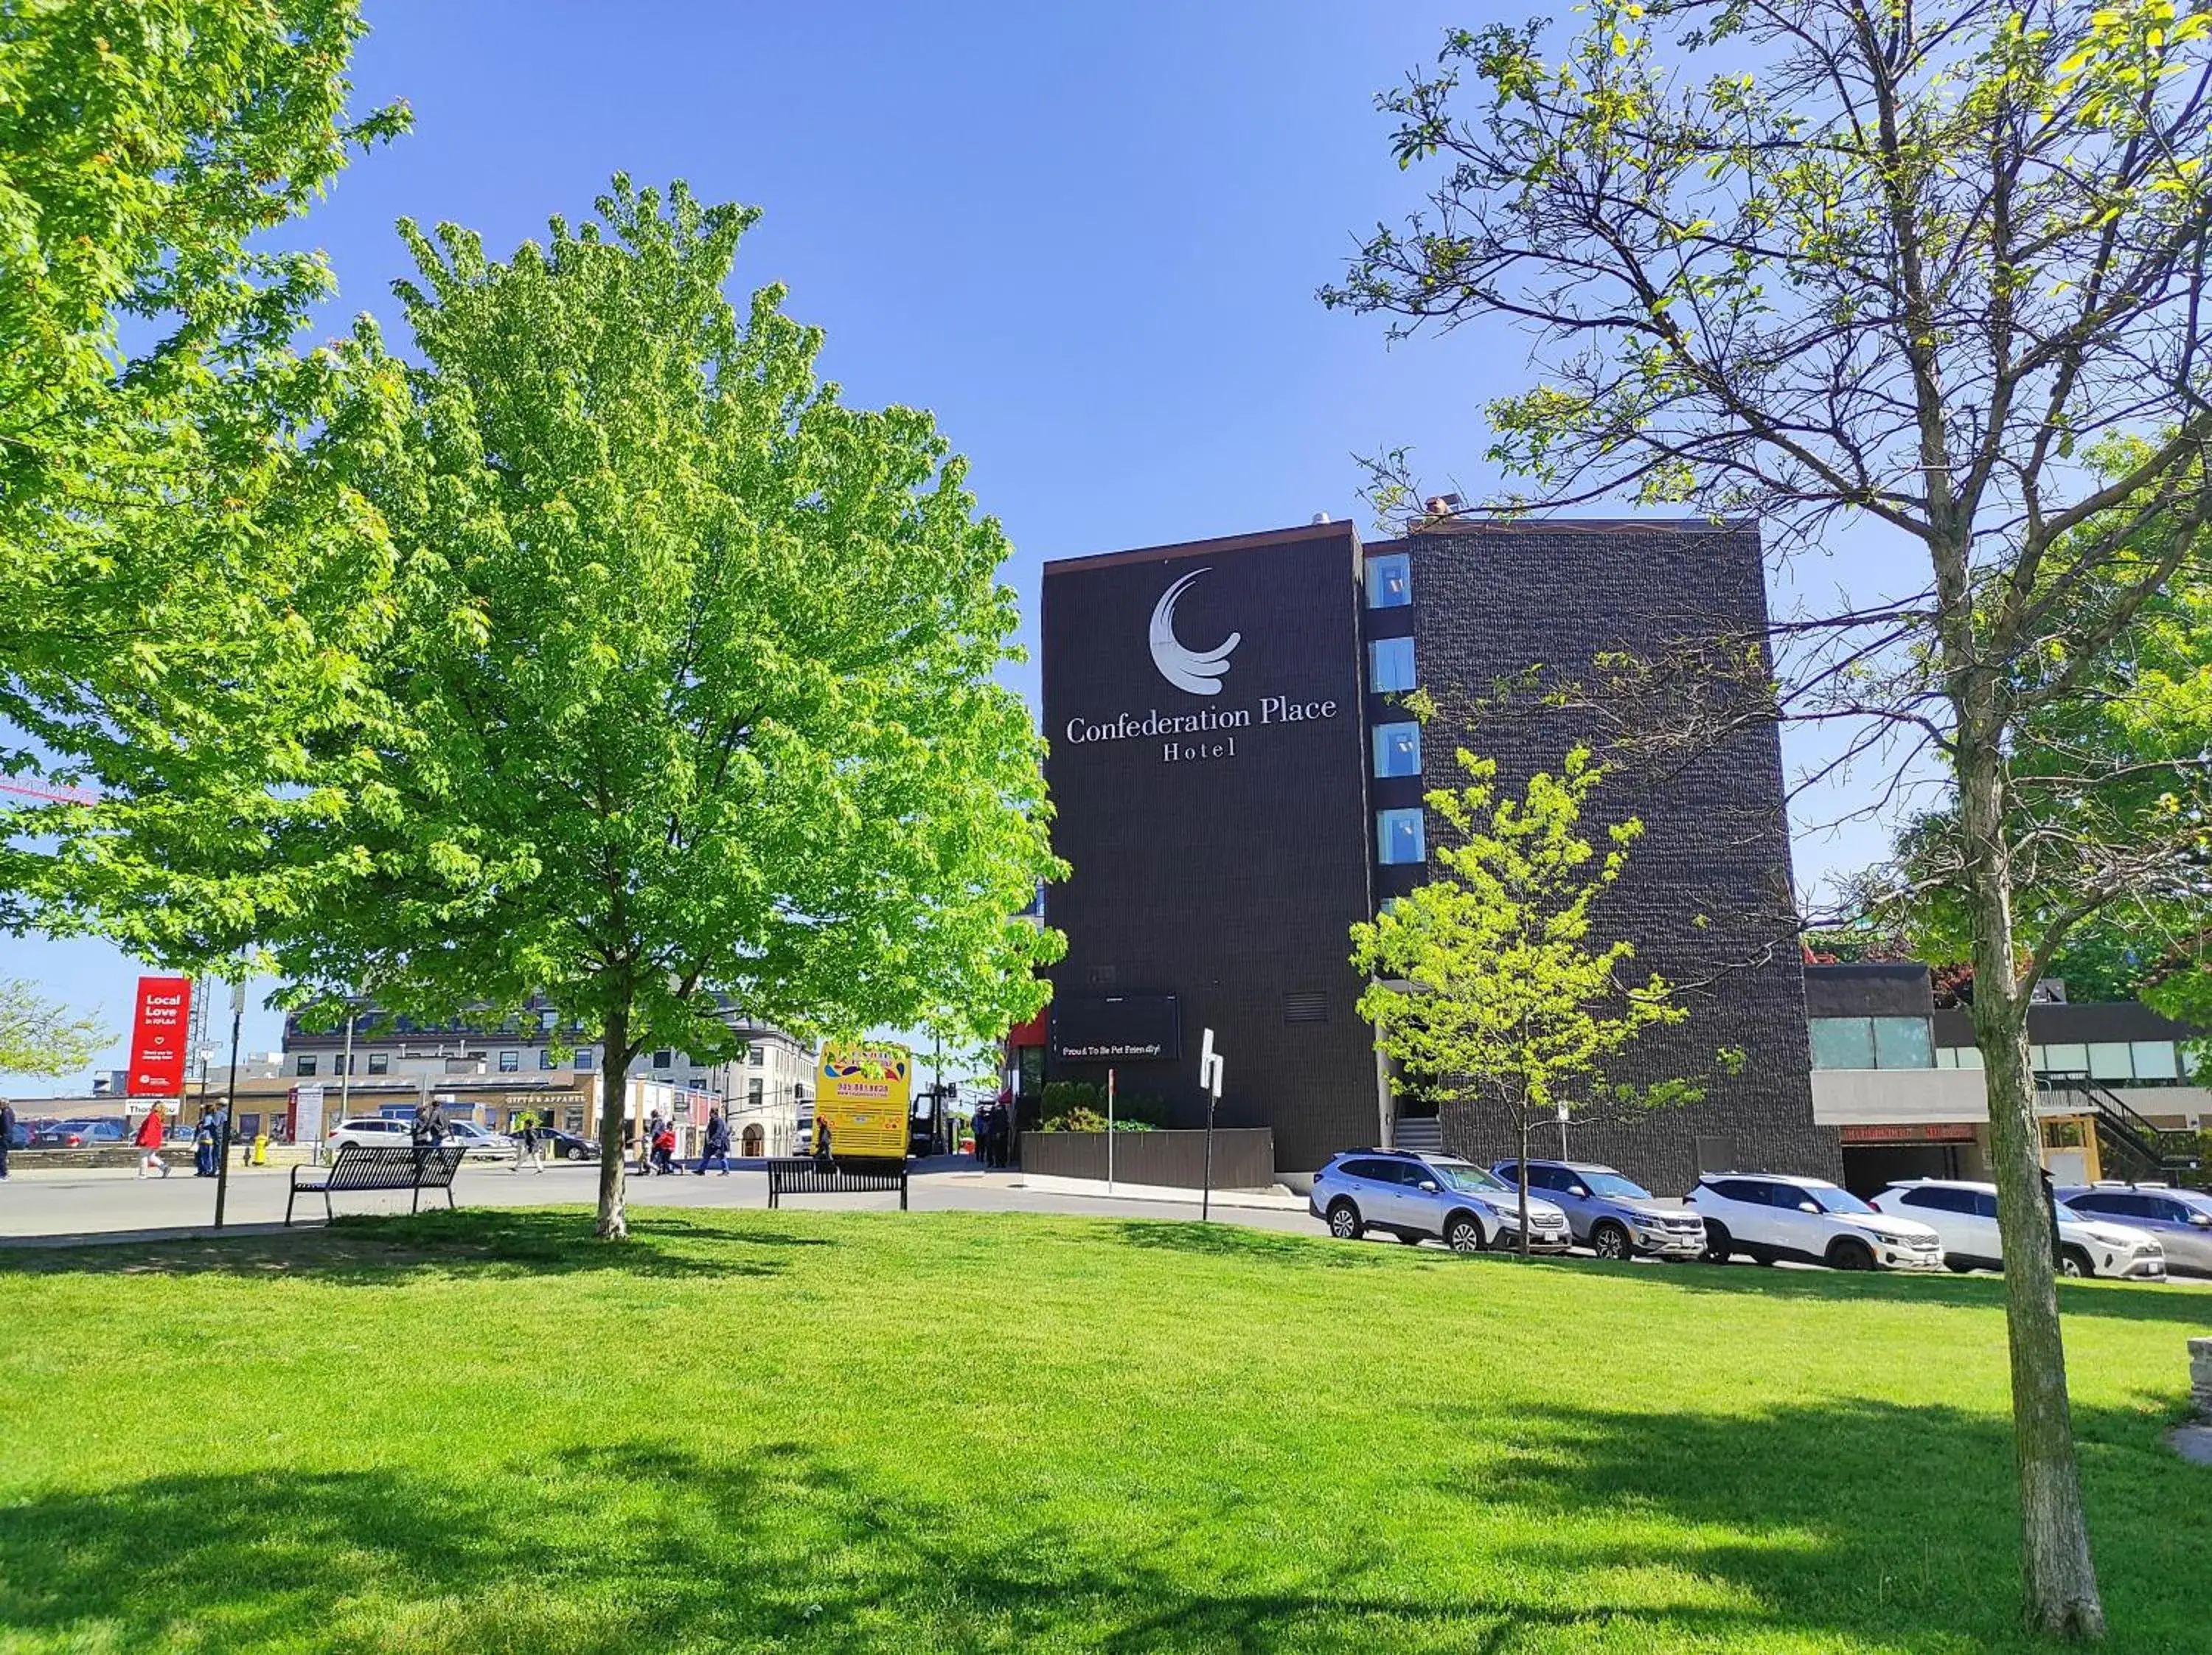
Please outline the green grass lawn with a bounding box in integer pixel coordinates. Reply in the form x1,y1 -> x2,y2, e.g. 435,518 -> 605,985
0,1209 -> 2206,1654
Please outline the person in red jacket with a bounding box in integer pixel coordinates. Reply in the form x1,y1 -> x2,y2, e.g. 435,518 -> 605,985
135,1106 -> 170,1180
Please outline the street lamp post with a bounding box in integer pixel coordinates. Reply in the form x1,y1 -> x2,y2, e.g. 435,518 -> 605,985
213,974 -> 244,1229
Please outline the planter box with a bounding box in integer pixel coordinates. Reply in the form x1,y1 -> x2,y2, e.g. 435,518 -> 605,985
1019,1128 -> 1274,1191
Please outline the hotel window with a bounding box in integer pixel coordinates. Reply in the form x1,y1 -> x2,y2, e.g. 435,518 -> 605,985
1366,554 -> 1412,609
296,1055 -> 318,1078
2087,1042 -> 2134,1082
653,1049 -> 673,1070
2039,1042 -> 2089,1075
749,1078 -> 765,1108
2131,1040 -> 2180,1081
574,1047 -> 596,1070
1809,1016 -> 1935,1070
748,1046 -> 765,1067
1374,722 -> 1422,778
1377,808 -> 1425,865
366,1051 -> 389,1075
498,1049 -> 520,1073
539,1047 -> 556,1070
1369,636 -> 1416,694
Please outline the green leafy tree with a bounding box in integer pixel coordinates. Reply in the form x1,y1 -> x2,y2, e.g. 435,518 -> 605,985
255,178 -> 1061,1238
0,979 -> 105,1077
1325,4 -> 2212,1628
1350,747 -> 1686,1255
0,1 -> 409,955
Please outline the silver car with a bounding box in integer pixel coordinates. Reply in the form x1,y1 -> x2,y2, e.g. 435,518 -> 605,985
2059,1183 -> 2212,1276
1490,1158 -> 1708,1260
1310,1150 -> 1573,1253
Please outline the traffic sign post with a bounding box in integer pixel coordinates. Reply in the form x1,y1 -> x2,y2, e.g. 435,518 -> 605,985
1198,1029 -> 1225,1222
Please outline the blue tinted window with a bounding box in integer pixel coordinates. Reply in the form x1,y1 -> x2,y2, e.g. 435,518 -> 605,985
1373,722 -> 1422,779
1368,636 -> 1416,693
1366,554 -> 1411,609
1377,808 -> 1425,864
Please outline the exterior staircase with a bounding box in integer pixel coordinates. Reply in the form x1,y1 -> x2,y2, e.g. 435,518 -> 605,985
2043,1075 -> 2202,1184
1392,1116 -> 1444,1154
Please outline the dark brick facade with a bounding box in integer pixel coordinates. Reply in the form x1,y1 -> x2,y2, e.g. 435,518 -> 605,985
1385,520 -> 1837,1192
1041,523 -> 1383,1171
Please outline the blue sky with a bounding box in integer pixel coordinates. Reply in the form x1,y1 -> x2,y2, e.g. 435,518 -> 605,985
3,1 -> 1923,1089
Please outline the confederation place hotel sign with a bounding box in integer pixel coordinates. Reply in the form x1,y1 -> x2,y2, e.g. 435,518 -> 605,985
1059,567 -> 1340,763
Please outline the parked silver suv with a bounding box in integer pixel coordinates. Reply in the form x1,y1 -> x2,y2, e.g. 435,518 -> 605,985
1310,1150 -> 1573,1253
1490,1158 -> 1708,1260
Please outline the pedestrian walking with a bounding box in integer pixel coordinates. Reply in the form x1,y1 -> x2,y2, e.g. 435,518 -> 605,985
513,1111 -> 544,1173
696,1108 -> 731,1175
411,1100 -> 447,1146
192,1108 -> 217,1177
0,1097 -> 14,1182
652,1122 -> 677,1176
135,1105 -> 171,1179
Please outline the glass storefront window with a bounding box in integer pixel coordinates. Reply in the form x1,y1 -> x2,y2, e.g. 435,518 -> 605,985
1377,808 -> 1425,864
1366,554 -> 1411,609
1369,636 -> 1416,693
1808,1018 -> 1876,1069
1373,722 -> 1422,778
1872,1017 -> 1935,1069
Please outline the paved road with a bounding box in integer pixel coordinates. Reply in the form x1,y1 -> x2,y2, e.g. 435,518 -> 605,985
0,1160 -> 1321,1243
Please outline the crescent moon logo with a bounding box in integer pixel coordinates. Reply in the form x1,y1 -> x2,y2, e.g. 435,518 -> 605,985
1148,569 -> 1241,695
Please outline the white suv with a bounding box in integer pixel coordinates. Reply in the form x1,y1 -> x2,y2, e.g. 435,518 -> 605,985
1872,1179 -> 2166,1282
326,1117 -> 415,1148
1686,1173 -> 1944,1271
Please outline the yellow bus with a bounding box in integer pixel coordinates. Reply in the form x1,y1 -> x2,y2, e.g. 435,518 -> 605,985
814,1043 -> 913,1159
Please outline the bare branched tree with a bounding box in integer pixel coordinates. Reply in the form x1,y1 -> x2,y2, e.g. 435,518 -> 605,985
1324,1 -> 2212,1637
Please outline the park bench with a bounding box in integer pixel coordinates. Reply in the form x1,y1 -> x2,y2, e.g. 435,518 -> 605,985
765,1156 -> 909,1210
285,1143 -> 470,1226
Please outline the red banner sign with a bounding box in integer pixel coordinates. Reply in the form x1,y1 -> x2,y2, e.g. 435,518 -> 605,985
1840,1122 -> 1977,1145
127,975 -> 192,1096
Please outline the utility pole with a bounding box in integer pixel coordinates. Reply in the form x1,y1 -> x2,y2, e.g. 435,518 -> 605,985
1107,1067 -> 1116,1195
213,972 -> 244,1229
336,990 -> 355,1165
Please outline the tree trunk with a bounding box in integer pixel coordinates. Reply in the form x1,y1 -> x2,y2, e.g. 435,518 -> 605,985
1958,722 -> 2107,1640
1517,1114 -> 1531,1260
595,1003 -> 630,1241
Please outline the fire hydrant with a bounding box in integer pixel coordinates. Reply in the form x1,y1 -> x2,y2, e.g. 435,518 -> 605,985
250,1134 -> 268,1167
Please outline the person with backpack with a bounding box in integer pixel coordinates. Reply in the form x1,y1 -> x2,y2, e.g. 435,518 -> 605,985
651,1121 -> 677,1176
134,1104 -> 171,1179
411,1100 -> 448,1147
696,1108 -> 732,1176
192,1108 -> 218,1177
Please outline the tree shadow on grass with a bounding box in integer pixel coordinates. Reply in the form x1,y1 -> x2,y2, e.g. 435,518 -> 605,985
0,1437 -> 1927,1655
1630,1255 -> 2212,1327
1420,1392 -> 2210,1652
0,1208 -> 831,1286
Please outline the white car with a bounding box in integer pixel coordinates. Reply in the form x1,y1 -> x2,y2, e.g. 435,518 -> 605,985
440,1120 -> 514,1153
1872,1179 -> 2166,1282
325,1117 -> 416,1148
1685,1173 -> 1944,1271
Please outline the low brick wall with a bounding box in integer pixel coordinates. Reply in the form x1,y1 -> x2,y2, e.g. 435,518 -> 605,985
1018,1128 -> 1275,1190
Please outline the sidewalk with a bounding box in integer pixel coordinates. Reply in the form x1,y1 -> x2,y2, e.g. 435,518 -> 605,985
945,1167 -> 1307,1212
